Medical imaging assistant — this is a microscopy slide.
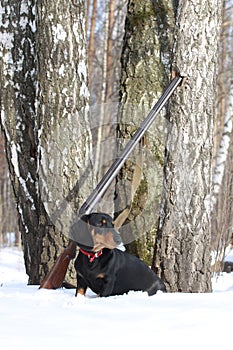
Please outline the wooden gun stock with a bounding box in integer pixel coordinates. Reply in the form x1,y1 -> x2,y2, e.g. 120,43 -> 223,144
39,240 -> 77,289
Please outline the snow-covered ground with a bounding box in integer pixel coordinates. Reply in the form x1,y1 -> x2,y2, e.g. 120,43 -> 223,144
0,247 -> 233,350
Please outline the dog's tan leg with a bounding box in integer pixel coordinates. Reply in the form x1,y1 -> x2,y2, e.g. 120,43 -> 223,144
75,287 -> 86,297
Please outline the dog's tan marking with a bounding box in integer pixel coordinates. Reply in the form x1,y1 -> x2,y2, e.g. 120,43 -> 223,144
95,232 -> 117,249
96,273 -> 105,279
92,244 -> 105,252
75,288 -> 86,297
90,225 -> 119,250
90,230 -> 105,252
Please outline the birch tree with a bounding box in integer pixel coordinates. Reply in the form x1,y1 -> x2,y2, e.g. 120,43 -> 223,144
0,132 -> 18,246
211,0 -> 233,265
152,0 -> 223,292
117,0 -> 175,262
0,0 -> 91,284
88,0 -> 97,78
212,1 -> 233,209
87,0 -> 127,104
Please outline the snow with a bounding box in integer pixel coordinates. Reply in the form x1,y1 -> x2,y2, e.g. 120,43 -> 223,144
0,247 -> 233,350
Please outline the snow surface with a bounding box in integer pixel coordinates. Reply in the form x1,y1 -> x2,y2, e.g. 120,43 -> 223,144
0,247 -> 233,350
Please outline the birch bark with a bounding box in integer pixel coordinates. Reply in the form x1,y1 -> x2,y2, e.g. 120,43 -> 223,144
118,0 -> 174,262
0,0 -> 90,284
211,1 -> 233,262
152,0 -> 223,292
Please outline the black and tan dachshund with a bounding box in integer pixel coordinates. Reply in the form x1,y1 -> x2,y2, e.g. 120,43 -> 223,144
70,212 -> 166,297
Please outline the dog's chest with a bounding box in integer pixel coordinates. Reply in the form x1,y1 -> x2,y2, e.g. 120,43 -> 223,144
76,255 -> 112,293
76,253 -> 111,278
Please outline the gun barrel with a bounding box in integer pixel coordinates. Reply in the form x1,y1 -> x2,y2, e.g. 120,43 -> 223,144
80,76 -> 182,215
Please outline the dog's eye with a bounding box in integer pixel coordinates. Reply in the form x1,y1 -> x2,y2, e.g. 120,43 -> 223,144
96,218 -> 107,227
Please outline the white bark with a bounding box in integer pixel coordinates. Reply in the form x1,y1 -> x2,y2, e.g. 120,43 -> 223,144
0,0 -> 91,284
36,0 -> 92,239
212,86 -> 233,207
153,0 -> 223,292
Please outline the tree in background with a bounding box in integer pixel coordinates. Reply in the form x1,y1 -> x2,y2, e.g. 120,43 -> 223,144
0,133 -> 19,246
0,0 -> 91,284
211,0 -> 233,269
86,0 -> 127,104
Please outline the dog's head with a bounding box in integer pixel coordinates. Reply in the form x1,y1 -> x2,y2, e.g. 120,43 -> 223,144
70,212 -> 122,251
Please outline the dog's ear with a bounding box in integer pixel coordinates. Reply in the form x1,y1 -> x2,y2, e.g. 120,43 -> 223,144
69,214 -> 94,248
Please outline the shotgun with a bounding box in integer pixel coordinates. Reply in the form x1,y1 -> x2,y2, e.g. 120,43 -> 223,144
39,75 -> 182,289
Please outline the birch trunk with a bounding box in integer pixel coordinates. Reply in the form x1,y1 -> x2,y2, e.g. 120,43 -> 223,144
88,0 -> 97,77
211,1 -> 233,262
212,87 -> 233,207
0,133 -> 18,244
152,0 -> 223,292
106,0 -> 115,100
118,0 -> 174,262
212,2 -> 233,210
0,0 -> 90,284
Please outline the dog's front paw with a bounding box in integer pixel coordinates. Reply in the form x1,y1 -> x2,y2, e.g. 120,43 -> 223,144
75,287 -> 86,297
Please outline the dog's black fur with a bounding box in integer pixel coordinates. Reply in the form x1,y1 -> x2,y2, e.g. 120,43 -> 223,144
71,213 -> 166,297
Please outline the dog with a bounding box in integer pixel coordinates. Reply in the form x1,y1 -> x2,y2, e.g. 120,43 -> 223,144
70,212 -> 166,297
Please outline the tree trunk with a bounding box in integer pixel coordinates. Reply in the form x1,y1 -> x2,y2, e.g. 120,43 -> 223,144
0,0 -> 90,284
87,0 -> 127,104
152,0 -> 223,292
117,0 -> 174,263
211,1 -> 233,265
106,0 -> 115,100
85,0 -> 91,33
0,132 -> 18,245
211,134 -> 233,271
212,85 -> 233,208
88,0 -> 97,77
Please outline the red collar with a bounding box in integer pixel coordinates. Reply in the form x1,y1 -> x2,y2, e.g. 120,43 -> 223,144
79,248 -> 103,263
